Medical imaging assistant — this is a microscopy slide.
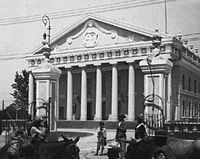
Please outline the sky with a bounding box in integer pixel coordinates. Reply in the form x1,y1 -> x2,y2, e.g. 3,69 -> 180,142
0,0 -> 200,109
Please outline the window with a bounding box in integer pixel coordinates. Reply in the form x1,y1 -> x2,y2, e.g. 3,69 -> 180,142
87,78 -> 92,96
194,80 -> 197,93
102,77 -> 106,96
118,76 -> 121,94
199,82 -> 200,94
182,75 -> 185,90
195,103 -> 198,118
199,104 -> 200,118
188,101 -> 191,118
188,77 -> 191,92
182,101 -> 186,118
192,103 -> 195,118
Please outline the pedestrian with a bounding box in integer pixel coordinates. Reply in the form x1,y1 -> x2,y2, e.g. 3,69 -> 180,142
26,114 -> 33,136
0,116 -> 2,135
115,114 -> 127,159
28,117 -> 46,142
95,121 -> 107,156
135,114 -> 146,140
7,129 -> 25,159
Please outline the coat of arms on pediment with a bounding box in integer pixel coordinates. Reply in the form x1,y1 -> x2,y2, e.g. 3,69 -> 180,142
64,20 -> 118,49
83,20 -> 99,48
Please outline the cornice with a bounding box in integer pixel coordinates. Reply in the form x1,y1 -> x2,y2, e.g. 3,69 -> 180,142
180,89 -> 200,100
175,58 -> 200,75
27,39 -> 174,69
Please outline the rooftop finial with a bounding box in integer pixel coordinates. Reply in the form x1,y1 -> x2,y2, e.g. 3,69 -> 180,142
177,32 -> 182,40
190,44 -> 194,50
195,48 -> 198,54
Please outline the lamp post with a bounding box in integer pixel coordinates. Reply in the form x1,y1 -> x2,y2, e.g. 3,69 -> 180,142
42,15 -> 51,59
147,28 -> 162,103
41,15 -> 51,134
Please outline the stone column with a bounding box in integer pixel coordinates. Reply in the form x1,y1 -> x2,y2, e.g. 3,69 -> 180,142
80,67 -> 87,121
111,63 -> 118,121
95,65 -> 102,120
159,74 -> 164,106
167,72 -> 172,121
128,63 -> 135,121
28,72 -> 34,115
67,69 -> 73,120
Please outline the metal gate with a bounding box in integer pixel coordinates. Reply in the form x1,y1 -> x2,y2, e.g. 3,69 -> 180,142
144,94 -> 165,136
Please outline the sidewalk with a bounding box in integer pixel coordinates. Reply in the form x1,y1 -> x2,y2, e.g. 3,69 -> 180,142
0,129 -> 135,159
58,128 -> 135,159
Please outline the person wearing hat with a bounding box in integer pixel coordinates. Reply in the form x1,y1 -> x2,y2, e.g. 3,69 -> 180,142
95,121 -> 107,156
135,114 -> 147,140
7,129 -> 25,158
29,117 -> 46,141
115,114 -> 127,159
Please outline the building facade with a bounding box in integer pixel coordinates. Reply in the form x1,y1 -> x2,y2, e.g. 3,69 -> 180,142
26,14 -> 200,130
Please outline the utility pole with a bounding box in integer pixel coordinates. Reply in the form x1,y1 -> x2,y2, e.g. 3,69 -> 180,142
164,0 -> 168,34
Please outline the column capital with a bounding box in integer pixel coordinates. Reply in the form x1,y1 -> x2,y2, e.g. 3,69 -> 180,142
94,62 -> 102,66
79,64 -> 87,68
110,61 -> 118,65
65,65 -> 72,69
126,59 -> 135,64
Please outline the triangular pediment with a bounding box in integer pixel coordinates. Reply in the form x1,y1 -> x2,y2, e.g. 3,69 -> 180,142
33,13 -> 169,55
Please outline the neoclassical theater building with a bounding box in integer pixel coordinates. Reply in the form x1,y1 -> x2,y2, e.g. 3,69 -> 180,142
27,14 -> 200,130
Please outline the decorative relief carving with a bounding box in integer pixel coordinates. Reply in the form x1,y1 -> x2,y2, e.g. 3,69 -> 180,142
58,20 -> 119,49
126,34 -> 147,42
83,24 -> 99,48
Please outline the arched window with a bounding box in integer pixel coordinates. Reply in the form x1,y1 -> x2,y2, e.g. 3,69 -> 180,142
182,74 -> 185,90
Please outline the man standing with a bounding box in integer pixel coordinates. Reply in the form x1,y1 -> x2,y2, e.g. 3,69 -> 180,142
135,114 -> 146,140
95,121 -> 107,156
115,114 -> 127,159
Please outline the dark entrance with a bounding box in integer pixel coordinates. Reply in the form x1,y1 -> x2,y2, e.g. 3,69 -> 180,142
102,102 -> 107,120
87,102 -> 93,120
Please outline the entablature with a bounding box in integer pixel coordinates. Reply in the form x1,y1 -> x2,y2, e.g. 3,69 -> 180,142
27,38 -> 174,69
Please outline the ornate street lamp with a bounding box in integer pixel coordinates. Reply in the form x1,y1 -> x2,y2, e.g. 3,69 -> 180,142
42,15 -> 51,59
146,29 -> 162,103
152,28 -> 162,49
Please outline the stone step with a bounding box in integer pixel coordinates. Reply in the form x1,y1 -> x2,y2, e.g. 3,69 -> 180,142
57,120 -> 136,130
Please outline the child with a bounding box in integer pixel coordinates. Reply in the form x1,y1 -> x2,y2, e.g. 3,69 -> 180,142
95,121 -> 107,156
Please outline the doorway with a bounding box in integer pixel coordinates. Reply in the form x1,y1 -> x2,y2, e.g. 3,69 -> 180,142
87,102 -> 93,120
102,102 -> 107,120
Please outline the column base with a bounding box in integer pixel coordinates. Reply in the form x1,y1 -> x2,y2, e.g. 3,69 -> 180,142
127,116 -> 135,121
94,114 -> 102,121
66,117 -> 73,121
108,114 -> 118,121
80,117 -> 87,121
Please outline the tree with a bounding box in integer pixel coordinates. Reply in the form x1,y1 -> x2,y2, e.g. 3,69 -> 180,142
11,70 -> 29,110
